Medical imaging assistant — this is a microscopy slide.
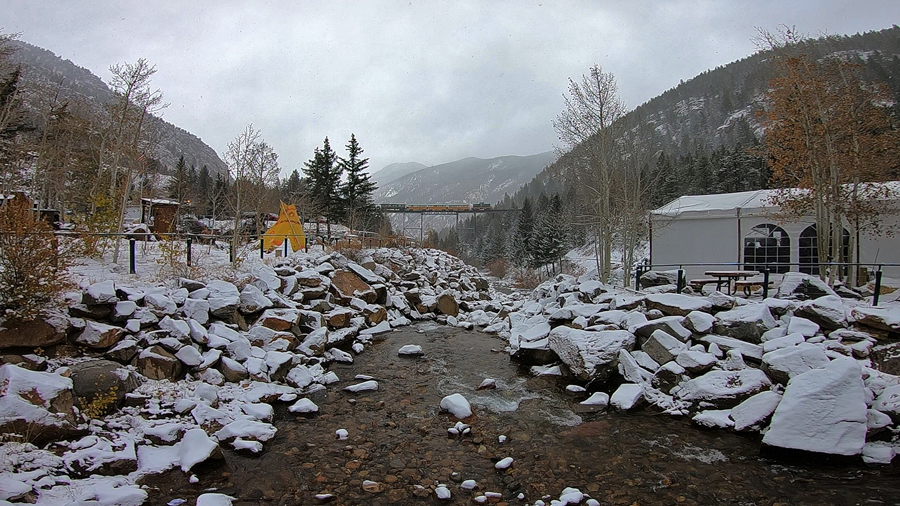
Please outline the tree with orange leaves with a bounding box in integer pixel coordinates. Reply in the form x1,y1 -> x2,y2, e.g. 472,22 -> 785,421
758,27 -> 899,284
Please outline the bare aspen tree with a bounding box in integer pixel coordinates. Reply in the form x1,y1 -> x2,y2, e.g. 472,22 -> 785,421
553,65 -> 627,282
225,124 -> 261,257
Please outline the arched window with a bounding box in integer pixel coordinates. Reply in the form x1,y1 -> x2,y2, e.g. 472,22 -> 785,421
743,223 -> 790,273
799,225 -> 850,275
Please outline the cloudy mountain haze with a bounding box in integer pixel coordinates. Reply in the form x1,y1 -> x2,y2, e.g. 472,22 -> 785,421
3,1 -> 898,177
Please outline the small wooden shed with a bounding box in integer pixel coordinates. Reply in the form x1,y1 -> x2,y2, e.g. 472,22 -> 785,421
141,198 -> 180,234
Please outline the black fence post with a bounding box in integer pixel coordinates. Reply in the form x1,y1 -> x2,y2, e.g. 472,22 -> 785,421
635,264 -> 643,290
676,268 -> 685,294
763,267 -> 770,300
229,243 -> 234,263
186,237 -> 192,267
305,237 -> 308,253
259,238 -> 264,259
129,238 -> 136,274
873,268 -> 883,306
284,236 -> 288,257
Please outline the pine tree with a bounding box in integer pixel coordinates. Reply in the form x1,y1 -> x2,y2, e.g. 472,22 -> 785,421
512,197 -> 534,267
166,155 -> 189,203
196,165 -> 211,215
339,134 -> 377,231
303,137 -> 342,236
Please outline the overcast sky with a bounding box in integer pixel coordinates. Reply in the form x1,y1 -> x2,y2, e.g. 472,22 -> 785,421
4,1 -> 898,176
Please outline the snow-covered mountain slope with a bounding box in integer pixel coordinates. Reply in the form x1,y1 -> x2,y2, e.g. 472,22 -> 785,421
374,151 -> 557,205
370,162 -> 427,187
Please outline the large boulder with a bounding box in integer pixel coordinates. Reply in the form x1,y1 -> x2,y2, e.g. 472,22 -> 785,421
776,272 -> 838,300
713,304 -> 777,344
639,270 -> 678,289
68,360 -> 142,417
0,315 -> 68,349
645,294 -> 712,317
331,270 -> 376,304
850,303 -> 900,333
698,334 -> 764,362
762,357 -> 867,456
731,390 -> 782,432
630,316 -> 692,345
0,364 -> 79,444
83,280 -> 118,305
547,327 -> 635,381
206,280 -> 241,318
642,329 -> 686,365
795,296 -> 847,330
675,369 -> 772,408
436,292 -> 460,317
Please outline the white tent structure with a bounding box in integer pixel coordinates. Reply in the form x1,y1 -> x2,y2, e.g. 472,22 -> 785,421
649,184 -> 900,282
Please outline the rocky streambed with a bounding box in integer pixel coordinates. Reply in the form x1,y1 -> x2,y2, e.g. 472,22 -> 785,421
142,323 -> 900,506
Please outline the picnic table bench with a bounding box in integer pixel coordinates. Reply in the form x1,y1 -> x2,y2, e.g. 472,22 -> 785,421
688,278 -> 725,292
703,270 -> 759,295
733,279 -> 776,296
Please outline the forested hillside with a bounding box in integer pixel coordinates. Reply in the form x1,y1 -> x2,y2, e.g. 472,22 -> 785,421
439,26 -> 900,274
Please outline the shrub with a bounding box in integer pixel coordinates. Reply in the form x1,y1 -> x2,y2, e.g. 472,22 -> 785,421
0,202 -> 73,322
487,258 -> 508,278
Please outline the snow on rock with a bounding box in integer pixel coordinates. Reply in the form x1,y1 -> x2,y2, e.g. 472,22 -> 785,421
761,342 -> 831,384
182,298 -> 210,325
214,419 -> 277,443
675,350 -> 717,374
84,280 -> 118,304
692,409 -> 734,429
617,349 -> 650,384
776,272 -> 839,300
731,390 -> 782,431
75,320 -> 126,349
872,384 -> 900,421
547,327 -> 635,381
645,293 -> 712,316
344,380 -> 379,393
851,304 -> 900,332
862,442 -> 896,464
494,457 -> 514,469
580,392 -> 610,408
762,333 -> 806,353
289,398 -> 319,414
335,428 -> 349,440
435,484 -> 452,499
683,311 -> 715,334
630,316 -> 692,344
440,393 -> 473,419
713,304 -> 777,344
177,428 -> 220,472
610,383 -> 644,410
398,344 -> 424,356
206,280 -> 241,317
196,493 -> 236,506
675,369 -> 772,407
763,357 -> 867,456
786,316 -> 819,337
239,284 -> 273,313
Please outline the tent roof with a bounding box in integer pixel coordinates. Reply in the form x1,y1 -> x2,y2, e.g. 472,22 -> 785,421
652,181 -> 900,219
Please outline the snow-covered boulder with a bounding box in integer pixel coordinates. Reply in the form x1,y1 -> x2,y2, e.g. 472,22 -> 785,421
693,409 -> 734,429
547,327 -> 635,381
698,335 -> 764,362
182,298 -> 210,325
776,272 -> 839,300
713,304 -> 777,344
786,316 -> 819,337
239,284 -> 273,314
731,390 -> 782,431
763,357 -> 867,456
84,280 -> 118,305
675,350 -> 717,374
610,383 -> 644,410
675,369 -> 772,407
795,296 -> 847,330
683,311 -> 715,334
850,303 -> 900,333
178,428 -> 221,472
440,393 -> 473,419
207,280 -> 241,318
761,343 -> 830,385
135,345 -> 183,380
0,364 -> 78,443
630,316 -> 692,345
645,293 -> 712,317
872,384 -> 900,422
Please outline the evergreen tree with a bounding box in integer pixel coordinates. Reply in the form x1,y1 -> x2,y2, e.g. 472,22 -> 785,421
339,134 -> 377,231
166,155 -> 189,203
196,165 -> 211,215
512,197 -> 534,267
303,137 -> 342,236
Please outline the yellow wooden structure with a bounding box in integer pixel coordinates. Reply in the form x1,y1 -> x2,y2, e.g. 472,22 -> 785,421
263,202 -> 305,252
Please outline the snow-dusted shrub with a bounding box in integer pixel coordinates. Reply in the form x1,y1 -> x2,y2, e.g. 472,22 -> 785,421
0,202 -> 73,321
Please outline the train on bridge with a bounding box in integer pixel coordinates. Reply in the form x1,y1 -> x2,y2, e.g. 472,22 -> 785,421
378,202 -> 492,212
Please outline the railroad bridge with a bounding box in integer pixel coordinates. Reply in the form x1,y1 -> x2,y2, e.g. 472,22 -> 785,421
376,203 -> 511,243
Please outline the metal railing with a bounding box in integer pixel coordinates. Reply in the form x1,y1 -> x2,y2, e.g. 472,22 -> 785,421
634,260 -> 900,305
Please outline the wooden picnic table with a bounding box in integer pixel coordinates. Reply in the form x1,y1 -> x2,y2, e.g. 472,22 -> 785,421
703,270 -> 759,295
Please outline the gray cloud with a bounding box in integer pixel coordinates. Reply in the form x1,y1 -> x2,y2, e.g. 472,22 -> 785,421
4,0 -> 898,175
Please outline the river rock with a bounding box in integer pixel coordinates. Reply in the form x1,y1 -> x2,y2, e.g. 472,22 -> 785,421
145,293 -> 177,316
547,327 -> 635,381
239,285 -> 273,314
675,350 -> 717,374
610,383 -> 644,410
331,270 -> 376,304
652,361 -> 687,393
84,280 -> 118,305
699,335 -> 763,362
683,311 -> 715,334
440,393 -> 473,419
713,304 -> 776,344
630,316 -> 692,345
763,357 -> 866,456
437,292 -> 460,317
0,364 -> 79,444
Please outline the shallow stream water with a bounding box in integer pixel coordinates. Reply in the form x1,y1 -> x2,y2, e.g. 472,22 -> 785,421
142,322 -> 900,505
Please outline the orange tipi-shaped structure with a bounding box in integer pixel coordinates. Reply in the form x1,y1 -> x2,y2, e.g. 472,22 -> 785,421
263,202 -> 306,252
